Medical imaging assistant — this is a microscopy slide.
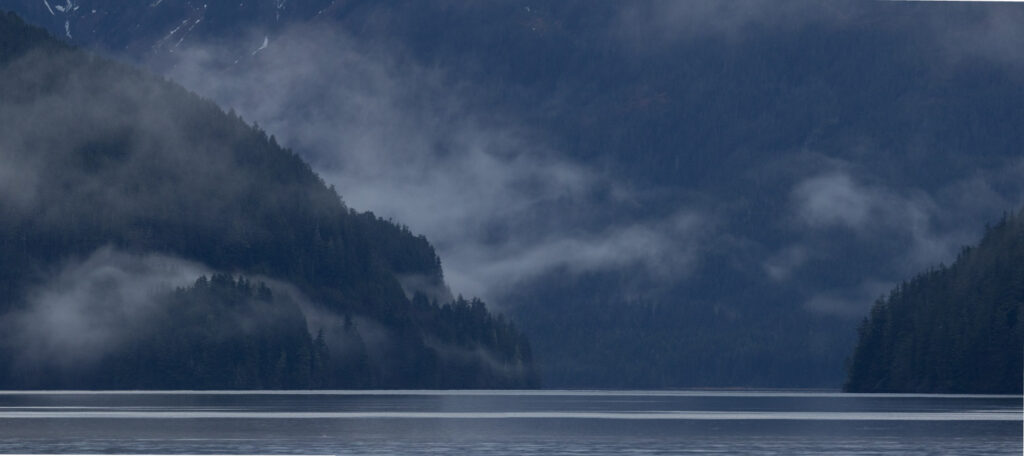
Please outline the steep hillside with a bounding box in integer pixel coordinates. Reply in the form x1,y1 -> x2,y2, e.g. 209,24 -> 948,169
845,212 -> 1024,394
0,11 -> 537,389
9,1 -> 1024,388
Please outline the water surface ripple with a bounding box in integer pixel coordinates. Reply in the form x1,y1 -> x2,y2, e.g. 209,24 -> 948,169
0,390 -> 1018,455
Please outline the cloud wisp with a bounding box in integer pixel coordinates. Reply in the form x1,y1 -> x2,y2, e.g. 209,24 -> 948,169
155,23 -> 710,301
127,3 -> 1024,320
3,247 -> 208,369
782,163 -> 1024,315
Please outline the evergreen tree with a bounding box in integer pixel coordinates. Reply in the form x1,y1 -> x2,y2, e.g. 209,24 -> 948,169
846,212 -> 1024,394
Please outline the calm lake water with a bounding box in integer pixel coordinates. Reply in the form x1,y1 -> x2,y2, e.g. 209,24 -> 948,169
0,390 -> 1019,455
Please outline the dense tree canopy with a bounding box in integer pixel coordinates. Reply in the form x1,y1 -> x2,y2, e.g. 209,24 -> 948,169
7,1 -> 1024,388
846,212 -> 1024,394
0,12 -> 537,389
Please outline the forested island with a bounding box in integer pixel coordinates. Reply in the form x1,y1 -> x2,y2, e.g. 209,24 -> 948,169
0,12 -> 537,389
845,212 -> 1024,394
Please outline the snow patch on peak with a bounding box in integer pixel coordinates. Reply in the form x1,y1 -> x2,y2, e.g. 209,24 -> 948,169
251,36 -> 269,55
50,0 -> 78,15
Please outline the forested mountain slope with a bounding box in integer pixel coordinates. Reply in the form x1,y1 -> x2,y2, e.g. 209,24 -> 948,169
0,11 -> 537,389
9,1 -> 1024,388
845,212 -> 1024,394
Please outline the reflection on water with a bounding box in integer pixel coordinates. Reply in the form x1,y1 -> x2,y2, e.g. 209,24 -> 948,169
0,390 -> 1019,455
